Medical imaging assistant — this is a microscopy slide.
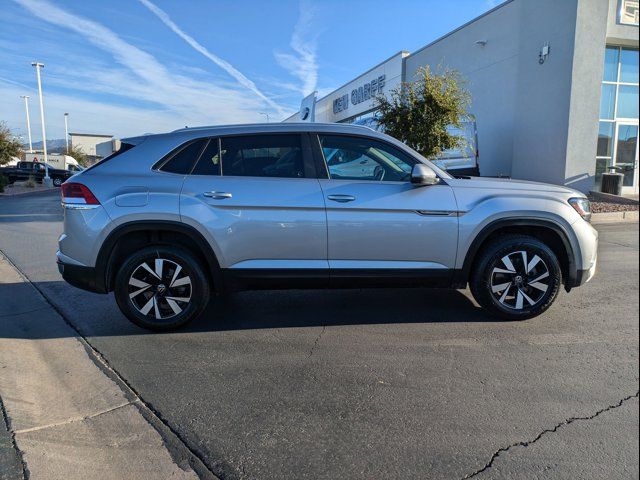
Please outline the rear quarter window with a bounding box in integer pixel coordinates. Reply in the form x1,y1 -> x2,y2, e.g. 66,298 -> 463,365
158,139 -> 207,174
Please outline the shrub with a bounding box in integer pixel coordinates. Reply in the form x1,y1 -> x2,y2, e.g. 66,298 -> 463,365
375,66 -> 471,159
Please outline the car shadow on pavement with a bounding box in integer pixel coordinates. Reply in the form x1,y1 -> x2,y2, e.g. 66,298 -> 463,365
0,280 -> 499,340
199,287 -> 496,332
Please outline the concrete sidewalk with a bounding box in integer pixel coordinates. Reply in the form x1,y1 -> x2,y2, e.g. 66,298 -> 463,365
0,254 -> 207,480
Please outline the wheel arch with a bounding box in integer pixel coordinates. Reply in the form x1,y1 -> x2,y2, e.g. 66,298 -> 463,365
97,220 -> 223,293
453,218 -> 578,290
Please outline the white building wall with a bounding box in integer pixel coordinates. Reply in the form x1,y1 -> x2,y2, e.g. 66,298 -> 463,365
404,1 -> 521,178
405,0 -> 636,191
69,134 -> 114,157
563,0 -> 610,192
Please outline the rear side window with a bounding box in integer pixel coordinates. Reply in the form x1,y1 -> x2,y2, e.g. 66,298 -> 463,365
83,142 -> 136,172
160,139 -> 207,174
221,134 -> 304,178
191,138 -> 221,176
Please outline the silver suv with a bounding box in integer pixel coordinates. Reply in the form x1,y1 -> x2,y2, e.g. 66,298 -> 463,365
57,123 -> 598,330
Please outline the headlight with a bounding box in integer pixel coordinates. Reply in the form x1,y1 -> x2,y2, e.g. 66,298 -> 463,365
569,197 -> 591,222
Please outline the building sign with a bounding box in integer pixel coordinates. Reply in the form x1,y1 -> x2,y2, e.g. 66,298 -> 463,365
333,93 -> 350,114
333,75 -> 386,114
618,0 -> 639,25
299,91 -> 317,122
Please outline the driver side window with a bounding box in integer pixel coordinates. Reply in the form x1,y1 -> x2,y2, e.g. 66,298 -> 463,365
318,135 -> 417,182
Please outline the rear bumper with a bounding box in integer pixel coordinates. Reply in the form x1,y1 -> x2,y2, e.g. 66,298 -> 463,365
57,257 -> 107,294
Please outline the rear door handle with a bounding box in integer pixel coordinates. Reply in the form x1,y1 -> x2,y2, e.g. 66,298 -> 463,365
203,191 -> 232,199
327,194 -> 356,203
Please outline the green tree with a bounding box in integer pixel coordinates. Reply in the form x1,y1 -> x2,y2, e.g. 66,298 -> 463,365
375,66 -> 470,159
64,144 -> 89,167
0,122 -> 23,166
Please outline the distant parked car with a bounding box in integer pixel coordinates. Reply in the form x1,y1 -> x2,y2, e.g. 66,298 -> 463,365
0,161 -> 75,187
57,123 -> 597,331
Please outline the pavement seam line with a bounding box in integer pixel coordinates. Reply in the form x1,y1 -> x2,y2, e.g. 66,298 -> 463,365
0,249 -> 220,480
307,325 -> 326,359
0,306 -> 50,319
461,391 -> 640,479
13,401 -> 137,435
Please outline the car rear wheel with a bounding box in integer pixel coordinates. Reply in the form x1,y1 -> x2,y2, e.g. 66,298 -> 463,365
470,235 -> 562,320
114,246 -> 210,331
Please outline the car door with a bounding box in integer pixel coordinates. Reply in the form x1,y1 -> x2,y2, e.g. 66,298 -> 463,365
180,133 -> 328,285
314,134 -> 459,285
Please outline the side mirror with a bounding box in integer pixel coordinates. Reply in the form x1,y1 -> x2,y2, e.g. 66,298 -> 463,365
411,164 -> 439,186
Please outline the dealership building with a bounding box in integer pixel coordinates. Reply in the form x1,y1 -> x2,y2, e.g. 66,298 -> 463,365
285,0 -> 639,194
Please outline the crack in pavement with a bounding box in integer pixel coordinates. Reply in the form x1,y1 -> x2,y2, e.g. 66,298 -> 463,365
462,391 -> 640,479
599,239 -> 638,250
14,401 -> 137,435
0,393 -> 29,480
307,325 -> 326,359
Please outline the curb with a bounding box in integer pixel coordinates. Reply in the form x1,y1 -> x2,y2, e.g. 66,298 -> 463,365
591,210 -> 639,224
589,190 -> 639,205
0,251 -> 218,480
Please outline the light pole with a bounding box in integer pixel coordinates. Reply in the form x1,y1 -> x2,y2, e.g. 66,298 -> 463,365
20,95 -> 33,153
31,61 -> 51,185
259,112 -> 270,123
64,113 -> 69,152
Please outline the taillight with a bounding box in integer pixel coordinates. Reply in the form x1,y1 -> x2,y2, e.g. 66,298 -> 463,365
61,182 -> 100,206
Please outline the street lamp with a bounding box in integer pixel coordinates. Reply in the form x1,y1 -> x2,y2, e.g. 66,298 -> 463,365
64,113 -> 69,152
259,112 -> 270,123
31,61 -> 51,186
20,95 -> 33,153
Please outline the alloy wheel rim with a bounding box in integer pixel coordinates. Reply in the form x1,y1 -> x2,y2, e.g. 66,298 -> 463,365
490,250 -> 550,310
128,258 -> 192,321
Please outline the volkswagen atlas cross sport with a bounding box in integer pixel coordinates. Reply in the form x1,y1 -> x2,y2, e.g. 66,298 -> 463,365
57,123 -> 598,331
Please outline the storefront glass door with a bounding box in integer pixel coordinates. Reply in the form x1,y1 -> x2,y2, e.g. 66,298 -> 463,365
614,122 -> 639,195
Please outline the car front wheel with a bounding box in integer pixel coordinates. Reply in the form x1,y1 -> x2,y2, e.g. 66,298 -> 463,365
114,246 -> 210,331
470,235 -> 562,320
52,177 -> 63,187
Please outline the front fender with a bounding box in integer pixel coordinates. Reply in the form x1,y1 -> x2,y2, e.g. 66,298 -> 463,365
453,195 -> 584,288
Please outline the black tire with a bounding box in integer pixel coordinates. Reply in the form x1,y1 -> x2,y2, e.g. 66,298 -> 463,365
52,177 -> 63,187
469,235 -> 562,320
114,246 -> 210,331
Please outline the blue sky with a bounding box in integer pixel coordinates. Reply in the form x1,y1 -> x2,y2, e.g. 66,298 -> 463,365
1,0 -> 500,141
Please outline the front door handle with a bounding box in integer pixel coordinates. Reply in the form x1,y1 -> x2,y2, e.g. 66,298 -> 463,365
327,194 -> 356,203
203,191 -> 232,199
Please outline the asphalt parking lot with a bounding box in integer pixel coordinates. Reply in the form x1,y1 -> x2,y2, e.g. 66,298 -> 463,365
0,190 -> 638,479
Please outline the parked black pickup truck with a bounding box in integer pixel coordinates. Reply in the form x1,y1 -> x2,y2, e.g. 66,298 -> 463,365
0,161 -> 75,187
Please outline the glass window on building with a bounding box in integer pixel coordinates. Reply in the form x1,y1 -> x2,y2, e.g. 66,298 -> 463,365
617,0 -> 639,26
595,46 -> 640,193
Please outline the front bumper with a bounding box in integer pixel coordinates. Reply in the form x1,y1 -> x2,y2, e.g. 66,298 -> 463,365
573,254 -> 597,287
57,255 -> 107,294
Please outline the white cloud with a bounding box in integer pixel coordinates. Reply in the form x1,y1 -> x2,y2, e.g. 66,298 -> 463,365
0,79 -> 178,141
274,1 -> 319,96
137,0 -> 286,117
8,0 -> 292,138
